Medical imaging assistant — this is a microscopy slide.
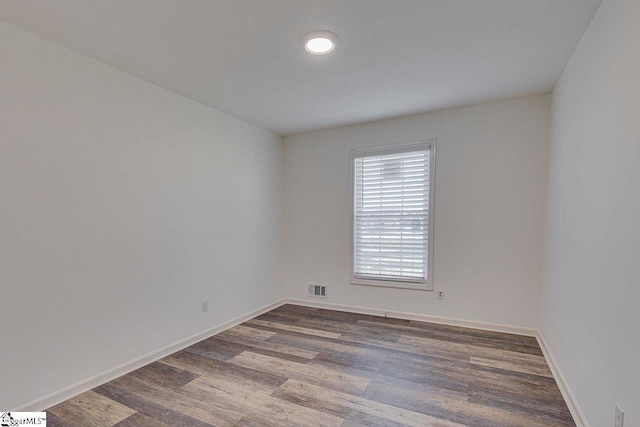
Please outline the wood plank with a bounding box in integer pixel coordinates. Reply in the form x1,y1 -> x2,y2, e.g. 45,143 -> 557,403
108,370 -> 242,426
470,355 -> 553,378
308,357 -> 471,396
160,350 -> 286,393
333,332 -> 462,362
183,336 -> 247,361
189,335 -> 312,364
271,388 -> 411,427
246,318 -> 342,339
356,319 -> 542,355
256,310 -> 305,324
48,390 -> 136,427
272,304 -> 321,316
313,308 -> 411,326
280,379 -> 465,427
310,354 -> 477,417
217,329 -> 319,360
44,411 -> 74,427
126,361 -> 198,389
398,334 -> 552,376
467,389 -> 575,426
113,412 -> 169,427
406,319 -> 538,344
180,375 -> 345,427
268,331 -> 387,361
466,364 -> 565,402
229,351 -> 370,394
267,314 -> 402,343
93,382 -> 213,427
223,324 -> 277,341
363,379 -> 572,427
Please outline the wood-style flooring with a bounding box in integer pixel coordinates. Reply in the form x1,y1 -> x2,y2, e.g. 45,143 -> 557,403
46,304 -> 575,426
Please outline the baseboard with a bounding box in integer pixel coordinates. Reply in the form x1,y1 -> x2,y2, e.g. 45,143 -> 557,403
14,298 -> 287,412
536,332 -> 590,427
15,296 -> 585,427
284,298 -> 537,337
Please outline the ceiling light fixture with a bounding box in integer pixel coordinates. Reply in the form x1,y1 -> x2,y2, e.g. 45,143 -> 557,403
303,30 -> 337,55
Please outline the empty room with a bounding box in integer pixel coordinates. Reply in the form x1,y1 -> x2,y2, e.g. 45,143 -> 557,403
1,0 -> 638,426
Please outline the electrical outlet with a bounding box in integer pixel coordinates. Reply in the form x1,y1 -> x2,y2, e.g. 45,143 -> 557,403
436,289 -> 445,300
201,300 -> 208,312
615,404 -> 624,427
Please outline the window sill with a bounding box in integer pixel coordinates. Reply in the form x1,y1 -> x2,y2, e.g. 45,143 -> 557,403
350,278 -> 432,291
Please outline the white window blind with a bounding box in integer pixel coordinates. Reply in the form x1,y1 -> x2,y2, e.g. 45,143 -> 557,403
353,144 -> 433,287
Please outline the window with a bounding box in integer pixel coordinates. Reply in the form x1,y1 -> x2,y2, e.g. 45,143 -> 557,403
351,140 -> 435,290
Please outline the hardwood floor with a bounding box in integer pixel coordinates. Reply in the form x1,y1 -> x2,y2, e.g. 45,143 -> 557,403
46,304 -> 575,426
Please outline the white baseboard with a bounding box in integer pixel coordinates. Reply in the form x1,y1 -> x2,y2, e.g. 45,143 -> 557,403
284,298 -> 537,337
536,332 -> 589,427
16,296 -> 585,427
14,298 -> 287,412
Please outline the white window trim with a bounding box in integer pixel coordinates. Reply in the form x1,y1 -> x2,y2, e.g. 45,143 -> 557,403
349,139 -> 436,291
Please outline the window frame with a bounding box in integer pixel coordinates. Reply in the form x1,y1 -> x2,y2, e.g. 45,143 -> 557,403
349,139 -> 436,291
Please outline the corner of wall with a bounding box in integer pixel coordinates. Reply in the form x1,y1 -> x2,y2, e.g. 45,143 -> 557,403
536,332 -> 590,427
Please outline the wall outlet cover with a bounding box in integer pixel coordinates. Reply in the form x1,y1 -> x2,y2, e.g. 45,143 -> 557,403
437,289 -> 445,300
201,300 -> 209,312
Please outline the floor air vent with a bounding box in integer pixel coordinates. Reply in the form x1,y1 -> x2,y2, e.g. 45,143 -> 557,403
308,283 -> 327,298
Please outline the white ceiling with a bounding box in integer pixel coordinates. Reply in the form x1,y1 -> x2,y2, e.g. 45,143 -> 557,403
0,0 -> 601,135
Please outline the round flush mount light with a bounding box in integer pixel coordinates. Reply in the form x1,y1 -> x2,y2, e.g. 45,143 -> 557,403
303,30 -> 337,55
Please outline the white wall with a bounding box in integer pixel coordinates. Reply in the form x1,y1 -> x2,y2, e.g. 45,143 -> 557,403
0,23 -> 283,410
541,0 -> 640,425
283,95 -> 550,330
7,1 -> 637,420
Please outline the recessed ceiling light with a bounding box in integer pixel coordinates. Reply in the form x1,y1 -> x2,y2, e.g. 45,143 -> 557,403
303,31 -> 337,55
